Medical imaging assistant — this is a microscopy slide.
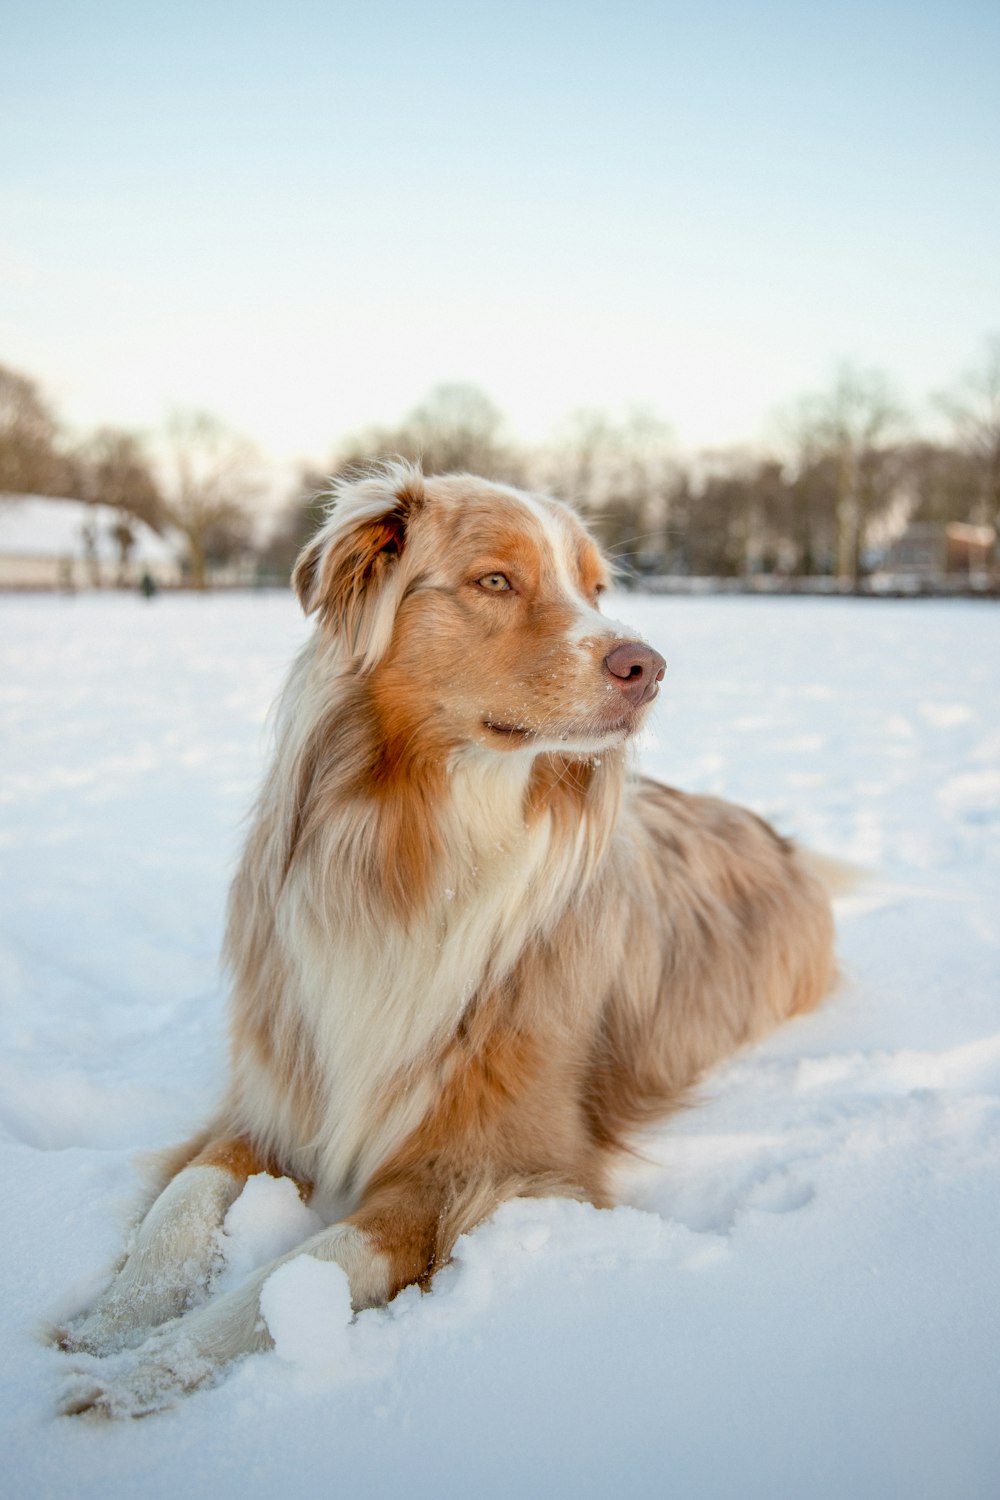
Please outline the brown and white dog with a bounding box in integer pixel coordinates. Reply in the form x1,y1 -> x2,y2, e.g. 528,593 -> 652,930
58,463 -> 835,1415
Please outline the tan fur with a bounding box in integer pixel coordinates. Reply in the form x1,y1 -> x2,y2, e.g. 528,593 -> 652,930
58,462 -> 836,1415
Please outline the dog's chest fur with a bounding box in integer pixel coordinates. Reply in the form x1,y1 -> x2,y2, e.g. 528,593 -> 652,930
235,752 -> 586,1213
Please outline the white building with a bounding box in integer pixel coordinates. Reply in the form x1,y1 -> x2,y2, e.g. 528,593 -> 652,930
0,496 -> 183,590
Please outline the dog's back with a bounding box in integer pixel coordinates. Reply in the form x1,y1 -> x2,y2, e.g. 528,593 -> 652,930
582,778 -> 834,1149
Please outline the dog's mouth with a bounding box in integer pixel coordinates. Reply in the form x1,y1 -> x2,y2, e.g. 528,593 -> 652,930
483,705 -> 641,748
483,720 -> 535,740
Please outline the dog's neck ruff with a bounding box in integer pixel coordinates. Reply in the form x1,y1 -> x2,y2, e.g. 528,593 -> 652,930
226,661 -> 626,1211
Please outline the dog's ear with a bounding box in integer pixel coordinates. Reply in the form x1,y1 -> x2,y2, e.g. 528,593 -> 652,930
291,510 -> 404,619
292,464 -> 425,666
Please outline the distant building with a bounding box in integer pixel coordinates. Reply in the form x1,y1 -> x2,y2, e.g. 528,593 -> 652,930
877,520 -> 996,589
945,521 -> 996,583
0,496 -> 183,590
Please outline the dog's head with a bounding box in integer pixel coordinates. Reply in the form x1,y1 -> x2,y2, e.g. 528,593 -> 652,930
293,463 -> 664,759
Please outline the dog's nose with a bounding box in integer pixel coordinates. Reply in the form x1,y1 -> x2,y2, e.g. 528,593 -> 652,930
603,642 -> 666,705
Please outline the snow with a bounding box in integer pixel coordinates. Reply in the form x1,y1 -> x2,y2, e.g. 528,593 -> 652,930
260,1254 -> 354,1370
1,590 -> 998,1498
216,1175 -> 324,1297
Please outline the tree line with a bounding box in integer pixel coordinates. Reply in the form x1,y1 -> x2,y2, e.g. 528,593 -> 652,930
0,372 -> 261,588
264,348 -> 1000,584
2,339 -> 998,588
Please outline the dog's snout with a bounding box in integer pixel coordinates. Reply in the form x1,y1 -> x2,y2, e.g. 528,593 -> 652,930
603,642 -> 666,705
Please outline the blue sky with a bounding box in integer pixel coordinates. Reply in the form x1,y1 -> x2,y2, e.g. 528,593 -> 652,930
2,0 -> 998,468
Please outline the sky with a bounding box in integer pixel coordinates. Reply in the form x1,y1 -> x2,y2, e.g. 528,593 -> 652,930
2,0 -> 999,477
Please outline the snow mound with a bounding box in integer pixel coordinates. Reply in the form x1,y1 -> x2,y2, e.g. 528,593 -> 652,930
215,1173 -> 324,1293
260,1255 -> 353,1369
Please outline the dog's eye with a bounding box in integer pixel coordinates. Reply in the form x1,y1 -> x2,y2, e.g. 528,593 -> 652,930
478,573 -> 512,593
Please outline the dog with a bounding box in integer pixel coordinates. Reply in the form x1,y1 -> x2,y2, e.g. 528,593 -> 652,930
58,463 -> 835,1415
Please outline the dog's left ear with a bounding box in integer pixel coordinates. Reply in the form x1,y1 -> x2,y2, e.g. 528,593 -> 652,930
292,465 -> 425,666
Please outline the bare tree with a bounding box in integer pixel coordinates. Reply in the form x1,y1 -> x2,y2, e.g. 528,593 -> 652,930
72,426 -> 165,581
74,427 -> 164,531
0,363 -> 66,496
938,335 -> 1000,549
160,411 -> 262,589
667,448 -> 784,578
535,408 -> 612,507
785,367 -> 905,583
401,383 -> 519,479
895,440 -> 979,528
259,469 -> 331,582
331,382 -> 523,484
537,407 -> 682,572
262,384 -> 527,585
773,397 -> 840,575
108,513 -> 138,587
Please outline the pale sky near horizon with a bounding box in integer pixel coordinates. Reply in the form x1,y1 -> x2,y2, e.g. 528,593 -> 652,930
2,0 -> 998,477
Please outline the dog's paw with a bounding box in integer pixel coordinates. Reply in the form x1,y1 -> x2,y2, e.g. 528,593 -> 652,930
58,1331 -> 219,1419
56,1307 -> 149,1358
55,1315 -> 115,1358
57,1367 -> 119,1420
55,1276 -> 213,1357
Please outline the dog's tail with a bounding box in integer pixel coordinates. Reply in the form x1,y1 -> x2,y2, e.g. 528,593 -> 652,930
798,849 -> 871,899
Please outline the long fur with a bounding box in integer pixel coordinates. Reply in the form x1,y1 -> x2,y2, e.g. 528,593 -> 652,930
57,463 -> 836,1416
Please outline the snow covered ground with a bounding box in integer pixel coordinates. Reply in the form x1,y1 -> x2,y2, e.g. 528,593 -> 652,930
1,590 -> 998,1499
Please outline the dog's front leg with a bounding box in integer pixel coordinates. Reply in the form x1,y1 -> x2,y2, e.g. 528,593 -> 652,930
60,1022 -> 601,1415
57,1166 -> 566,1417
58,1135 -> 295,1357
57,1217 -> 393,1416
